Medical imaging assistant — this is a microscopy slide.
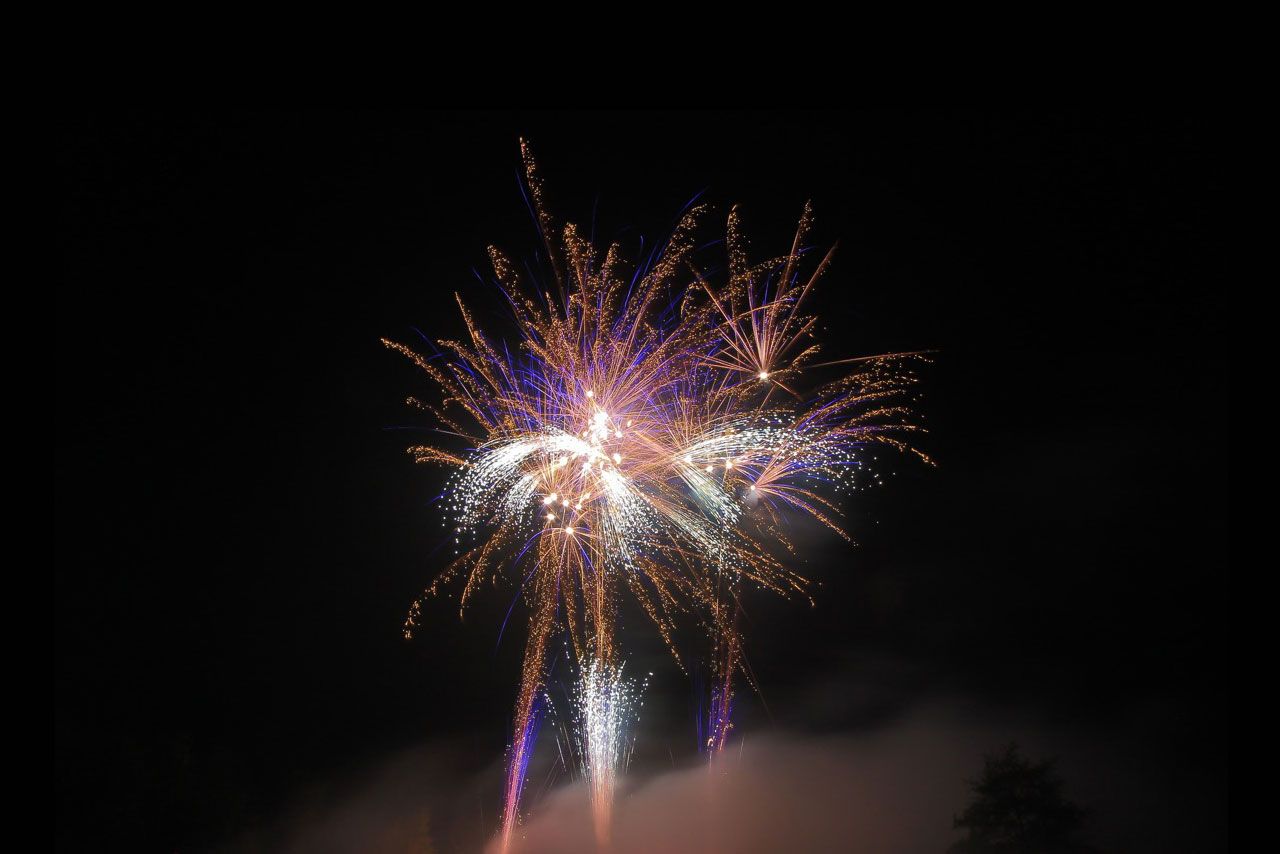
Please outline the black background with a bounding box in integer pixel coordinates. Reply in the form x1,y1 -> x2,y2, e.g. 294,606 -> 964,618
56,112 -> 1226,852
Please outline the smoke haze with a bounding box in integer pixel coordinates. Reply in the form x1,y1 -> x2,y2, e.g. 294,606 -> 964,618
218,697 -> 1221,854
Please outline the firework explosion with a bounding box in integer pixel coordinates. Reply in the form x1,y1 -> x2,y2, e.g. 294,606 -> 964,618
385,141 -> 930,851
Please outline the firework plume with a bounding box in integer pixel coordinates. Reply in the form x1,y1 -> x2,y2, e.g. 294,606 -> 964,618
385,141 -> 930,851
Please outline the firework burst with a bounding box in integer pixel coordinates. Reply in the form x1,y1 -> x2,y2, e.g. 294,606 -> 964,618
385,141 -> 931,851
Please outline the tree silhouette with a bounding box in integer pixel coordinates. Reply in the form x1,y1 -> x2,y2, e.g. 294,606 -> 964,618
949,743 -> 1093,854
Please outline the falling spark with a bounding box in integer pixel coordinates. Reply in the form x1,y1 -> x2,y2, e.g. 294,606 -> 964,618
386,141 -> 931,851
570,658 -> 648,848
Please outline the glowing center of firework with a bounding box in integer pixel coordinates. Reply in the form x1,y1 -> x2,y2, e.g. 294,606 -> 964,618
522,405 -> 642,535
588,407 -> 621,445
758,370 -> 769,380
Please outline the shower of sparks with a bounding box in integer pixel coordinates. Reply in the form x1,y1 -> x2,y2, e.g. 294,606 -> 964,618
385,141 -> 931,851
548,658 -> 649,848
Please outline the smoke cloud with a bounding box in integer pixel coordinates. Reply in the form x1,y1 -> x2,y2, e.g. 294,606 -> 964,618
220,698 -> 1221,854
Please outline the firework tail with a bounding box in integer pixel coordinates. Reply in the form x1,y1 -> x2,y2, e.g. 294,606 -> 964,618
705,596 -> 740,757
499,581 -> 555,852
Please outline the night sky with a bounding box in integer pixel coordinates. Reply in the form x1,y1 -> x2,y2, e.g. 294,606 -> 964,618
56,112 -> 1226,852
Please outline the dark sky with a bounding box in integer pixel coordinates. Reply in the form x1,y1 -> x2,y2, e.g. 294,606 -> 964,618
56,112 -> 1226,852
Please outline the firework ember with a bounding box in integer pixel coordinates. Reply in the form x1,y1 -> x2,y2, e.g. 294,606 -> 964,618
385,141 -> 930,851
